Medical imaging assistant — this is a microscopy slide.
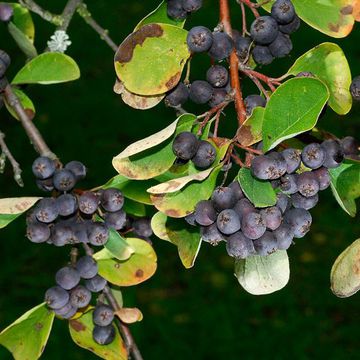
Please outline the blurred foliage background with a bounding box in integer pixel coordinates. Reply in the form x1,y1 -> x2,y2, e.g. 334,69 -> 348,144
0,1 -> 360,359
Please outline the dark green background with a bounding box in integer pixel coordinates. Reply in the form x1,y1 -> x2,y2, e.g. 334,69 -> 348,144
1,1 -> 360,359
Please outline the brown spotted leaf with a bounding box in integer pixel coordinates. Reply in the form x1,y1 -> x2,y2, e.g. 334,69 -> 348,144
114,79 -> 164,110
0,303 -> 55,360
237,107 -> 265,147
97,238 -> 157,286
69,310 -> 127,360
4,87 -> 35,120
331,238 -> 360,297
114,23 -> 190,96
115,308 -> 143,324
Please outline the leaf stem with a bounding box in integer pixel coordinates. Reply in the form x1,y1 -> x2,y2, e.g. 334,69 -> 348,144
219,0 -> 247,126
19,0 -> 63,25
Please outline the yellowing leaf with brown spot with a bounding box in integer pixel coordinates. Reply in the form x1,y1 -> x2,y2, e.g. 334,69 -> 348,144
0,197 -> 41,214
115,308 -> 143,324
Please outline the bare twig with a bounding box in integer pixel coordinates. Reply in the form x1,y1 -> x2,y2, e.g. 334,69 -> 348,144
240,2 -> 249,36
219,0 -> 247,125
19,0 -> 62,25
57,0 -> 83,32
236,0 -> 259,17
70,247 -> 79,266
77,4 -> 118,52
3,82 -> 57,160
0,130 -> 23,186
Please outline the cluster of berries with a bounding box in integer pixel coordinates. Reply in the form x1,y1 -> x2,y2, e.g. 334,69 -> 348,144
184,136 -> 358,259
250,0 -> 299,65
172,131 -> 216,169
167,0 -> 202,20
45,256 -> 116,345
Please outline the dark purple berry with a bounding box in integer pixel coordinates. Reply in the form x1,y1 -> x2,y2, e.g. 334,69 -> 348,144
279,14 -> 300,34
252,45 -> 274,65
200,224 -> 225,245
32,156 -> 56,180
105,210 -> 127,230
208,32 -> 233,60
301,143 -> 325,169
65,161 -> 87,181
340,136 -> 359,156
253,231 -> 278,256
271,0 -> 296,24
45,286 -> 69,310
54,301 -> 77,319
76,256 -> 98,279
350,76 -> 360,101
93,324 -> 116,345
172,132 -> 199,160
194,200 -> 217,226
167,0 -> 187,20
189,80 -> 213,104
321,139 -> 344,168
55,266 -> 81,290
34,198 -> 58,223
276,192 -> 290,214
208,88 -> 228,107
268,32 -> 292,58
274,223 -> 294,250
165,82 -> 189,107
85,275 -> 107,293
250,16 -> 278,45
251,154 -> 286,180
182,0 -> 202,12
279,174 -> 298,194
233,198 -> 255,220
211,186 -> 237,211
133,218 -> 153,238
79,192 -> 99,215
51,224 -> 76,246
226,231 -> 255,259
233,32 -> 251,61
26,222 -> 51,243
93,304 -> 114,326
244,95 -> 266,116
36,178 -> 54,192
187,26 -> 213,53
192,140 -> 216,169
241,212 -> 266,240
313,167 -> 331,190
284,208 -> 312,238
70,285 -> 92,308
228,181 -> 244,201
88,222 -> 109,246
291,192 -> 318,210
56,194 -> 78,217
53,169 -> 76,192
185,212 -> 197,226
216,209 -> 241,235
282,148 -> 301,173
206,65 -> 229,88
260,206 -> 282,230
101,188 -> 124,212
297,171 -> 319,197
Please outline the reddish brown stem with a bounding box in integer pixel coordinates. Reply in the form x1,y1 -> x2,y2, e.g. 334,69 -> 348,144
219,0 -> 247,126
197,101 -> 229,135
231,153 -> 245,167
240,67 -> 281,92
237,0 -> 259,17
234,142 -> 263,154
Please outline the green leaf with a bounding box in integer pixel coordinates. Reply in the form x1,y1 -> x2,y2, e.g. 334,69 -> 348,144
115,23 -> 190,96
112,113 -> 196,180
123,199 -> 147,217
257,0 -> 357,38
104,228 -> 135,261
69,310 -> 127,360
7,21 -> 37,59
329,160 -> 360,217
237,168 -> 276,208
0,197 -> 41,229
287,43 -> 352,115
8,3 -> 35,41
12,53 -> 80,85
134,1 -> 186,31
114,79 -> 164,110
331,238 -> 360,298
234,250 -> 290,295
151,212 -> 201,268
262,78 -> 329,152
105,286 -> 123,308
4,87 -> 35,120
237,107 -> 265,146
0,303 -> 55,360
96,238 -> 157,286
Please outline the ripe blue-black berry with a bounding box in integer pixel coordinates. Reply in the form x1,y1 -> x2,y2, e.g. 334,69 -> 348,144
276,192 -> 291,214
194,200 -> 217,226
85,275 -> 107,293
93,324 -> 115,345
253,231 -> 278,256
0,3 -> 13,22
208,88 -> 228,107
70,285 -> 92,308
53,169 -> 76,192
296,171 -> 320,197
79,191 -> 99,215
281,148 -> 301,173
233,32 -> 251,61
54,301 -> 77,319
100,188 -> 124,212
76,256 -> 98,279
56,194 -> 78,217
321,139 -> 344,168
51,224 -> 76,247
252,45 -> 274,65
55,266 -> 81,290
200,223 -> 225,245
279,174 -> 298,195
274,223 -> 294,250
340,136 -> 359,155
45,286 -> 69,310
165,82 -> 189,107
133,218 -> 153,238
93,304 -> 115,326
211,186 -> 237,211
312,167 -> 330,190
88,222 -> 109,246
36,178 -> 54,192
228,181 -> 244,201
189,80 -> 213,104
65,161 -> 87,181
35,198 -> 58,223
268,33 -> 292,58
226,231 -> 255,259
167,0 -> 187,20
32,156 -> 56,179
279,14 -> 300,34
250,16 -> 278,45
192,140 -> 216,169
172,132 -> 199,160
301,143 -> 325,169
182,0 -> 202,12
26,222 -> 51,243
233,198 -> 255,220
216,209 -> 241,235
350,76 -> 360,101
206,65 -> 229,88
241,212 -> 266,240
271,0 -> 296,24
291,192 -> 318,210
284,208 -> 312,238
260,206 -> 282,230
244,95 -> 266,116
187,26 -> 213,53
104,210 -> 127,230
208,32 -> 233,60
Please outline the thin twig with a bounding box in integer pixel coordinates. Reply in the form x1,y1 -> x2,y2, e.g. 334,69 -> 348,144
240,2 -> 249,36
57,0 -> 83,32
77,4 -> 118,52
219,0 -> 247,126
3,82 -> 57,160
236,0 -> 259,17
19,0 -> 62,25
0,130 -> 23,186
247,74 -> 270,100
70,247 -> 79,266
234,142 -> 263,154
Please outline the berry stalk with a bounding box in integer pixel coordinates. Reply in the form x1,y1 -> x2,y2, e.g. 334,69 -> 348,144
219,0 -> 247,126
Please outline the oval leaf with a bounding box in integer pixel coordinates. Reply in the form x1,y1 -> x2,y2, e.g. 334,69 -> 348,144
287,43 -> 352,115
152,212 -> 202,268
12,53 -> 80,85
7,21 -> 37,59
258,0 -> 357,38
97,238 -> 157,286
115,23 -> 190,95
104,228 -> 135,261
234,250 -> 290,295
114,79 -> 164,110
0,197 -> 41,214
112,114 -> 196,180
0,303 -> 55,360
331,238 -> 360,298
115,308 -> 143,324
237,168 -> 276,208
4,87 -> 35,120
9,3 -> 35,41
69,310 -> 127,360
237,107 -> 265,146
262,78 -> 329,152
134,1 -> 186,31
